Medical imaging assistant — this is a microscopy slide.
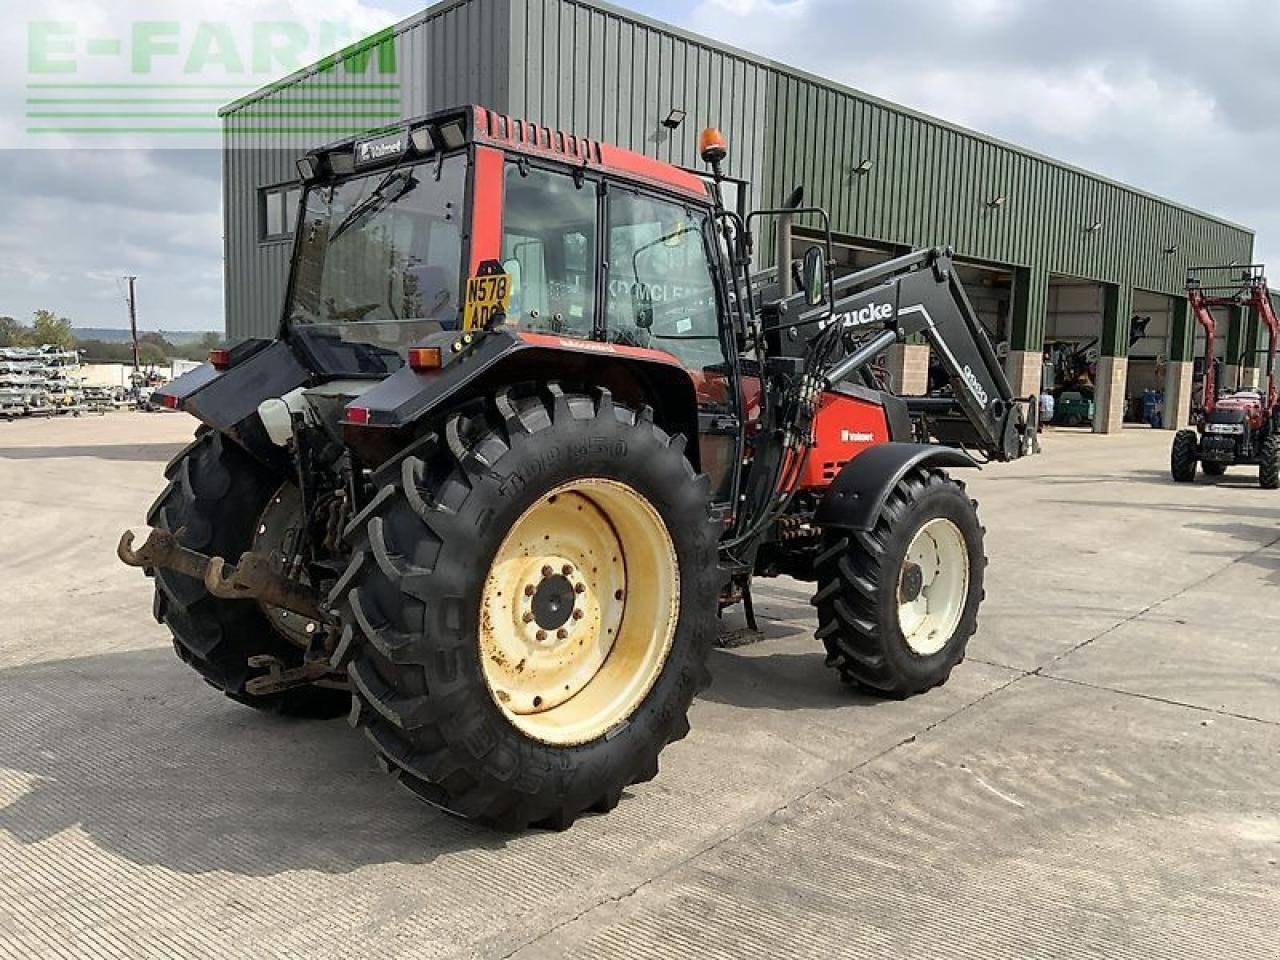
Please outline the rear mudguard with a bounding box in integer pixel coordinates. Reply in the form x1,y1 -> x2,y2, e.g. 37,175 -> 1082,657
341,327 -> 701,469
813,442 -> 979,533
153,339 -> 308,469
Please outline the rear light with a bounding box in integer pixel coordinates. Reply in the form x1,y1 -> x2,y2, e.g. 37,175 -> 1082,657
346,406 -> 371,425
209,348 -> 232,370
407,346 -> 443,371
160,393 -> 180,410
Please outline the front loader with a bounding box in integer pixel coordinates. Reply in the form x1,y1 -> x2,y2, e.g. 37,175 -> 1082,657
121,106 -> 1035,830
1171,265 -> 1280,487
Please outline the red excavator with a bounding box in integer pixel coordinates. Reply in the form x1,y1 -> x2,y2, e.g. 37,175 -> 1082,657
1172,265 -> 1279,487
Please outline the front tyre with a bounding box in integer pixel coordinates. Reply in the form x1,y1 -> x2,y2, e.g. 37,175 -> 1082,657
814,467 -> 986,698
336,385 -> 721,830
1260,434 -> 1280,490
1171,429 -> 1199,482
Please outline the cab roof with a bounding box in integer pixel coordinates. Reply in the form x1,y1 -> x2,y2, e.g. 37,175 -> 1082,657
307,104 -> 714,204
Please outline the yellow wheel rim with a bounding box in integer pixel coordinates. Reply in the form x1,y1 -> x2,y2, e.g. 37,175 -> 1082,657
478,478 -> 680,746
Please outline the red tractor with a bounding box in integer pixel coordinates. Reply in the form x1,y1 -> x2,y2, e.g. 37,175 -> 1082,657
1172,265 -> 1279,487
121,107 -> 1035,829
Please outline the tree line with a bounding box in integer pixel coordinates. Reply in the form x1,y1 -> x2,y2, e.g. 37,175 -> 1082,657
0,310 -> 221,364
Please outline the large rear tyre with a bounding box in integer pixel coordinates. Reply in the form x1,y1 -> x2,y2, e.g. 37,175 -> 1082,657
146,429 -> 349,718
335,385 -> 721,830
814,467 -> 985,698
1171,429 -> 1199,483
1260,434 -> 1280,490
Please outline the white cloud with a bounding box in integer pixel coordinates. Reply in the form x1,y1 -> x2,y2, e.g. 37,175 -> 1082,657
677,0 -> 1280,271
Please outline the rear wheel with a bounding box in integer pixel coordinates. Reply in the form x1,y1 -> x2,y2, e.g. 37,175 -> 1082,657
1171,429 -> 1199,482
1261,434 -> 1280,490
336,385 -> 721,829
814,467 -> 986,697
146,429 -> 349,717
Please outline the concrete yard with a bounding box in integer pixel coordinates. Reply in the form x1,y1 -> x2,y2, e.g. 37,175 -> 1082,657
1,412 -> 1278,959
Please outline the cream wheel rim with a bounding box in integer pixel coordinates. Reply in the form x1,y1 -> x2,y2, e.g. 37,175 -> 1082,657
478,478 -> 680,746
896,518 -> 969,656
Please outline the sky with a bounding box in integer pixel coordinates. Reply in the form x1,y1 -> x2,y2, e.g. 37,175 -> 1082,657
2,0 -> 1277,332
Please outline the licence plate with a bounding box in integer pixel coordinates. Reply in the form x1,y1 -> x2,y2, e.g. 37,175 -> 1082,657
463,273 -> 513,330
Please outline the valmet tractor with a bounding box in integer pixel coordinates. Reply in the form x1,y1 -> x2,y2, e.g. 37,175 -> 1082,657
120,106 -> 1036,829
1171,265 -> 1279,487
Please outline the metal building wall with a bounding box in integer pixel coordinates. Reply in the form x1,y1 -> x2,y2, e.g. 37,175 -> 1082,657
221,0 -> 1256,347
221,0 -> 512,340
761,70 -> 1254,351
505,0 -> 768,210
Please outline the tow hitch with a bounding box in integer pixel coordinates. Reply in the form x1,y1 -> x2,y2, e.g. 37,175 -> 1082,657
117,526 -> 332,626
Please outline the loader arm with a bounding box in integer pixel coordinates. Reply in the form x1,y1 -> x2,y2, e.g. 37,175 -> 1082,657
1186,264 -> 1278,417
770,246 -> 1032,462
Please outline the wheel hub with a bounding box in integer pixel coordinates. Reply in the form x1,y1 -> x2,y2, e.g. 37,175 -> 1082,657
530,572 -> 576,631
898,562 -> 924,604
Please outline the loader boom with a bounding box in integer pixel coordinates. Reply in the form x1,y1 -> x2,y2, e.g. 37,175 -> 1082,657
764,246 -> 1033,462
1187,265 -> 1279,415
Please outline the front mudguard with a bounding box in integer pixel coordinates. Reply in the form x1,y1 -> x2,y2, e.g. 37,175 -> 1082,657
813,442 -> 979,533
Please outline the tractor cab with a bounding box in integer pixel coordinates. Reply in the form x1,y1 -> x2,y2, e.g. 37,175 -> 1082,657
280,106 -> 744,499
283,107 -> 732,380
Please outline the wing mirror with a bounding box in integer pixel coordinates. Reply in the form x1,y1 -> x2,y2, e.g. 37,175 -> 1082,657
801,246 -> 828,308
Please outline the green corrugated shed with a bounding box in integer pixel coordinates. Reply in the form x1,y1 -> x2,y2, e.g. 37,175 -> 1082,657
221,0 -> 1255,359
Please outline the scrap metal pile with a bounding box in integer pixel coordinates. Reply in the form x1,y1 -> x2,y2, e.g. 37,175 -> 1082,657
0,346 -> 87,418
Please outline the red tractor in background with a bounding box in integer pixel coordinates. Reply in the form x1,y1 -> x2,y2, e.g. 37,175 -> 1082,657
120,106 -> 1037,830
1172,265 -> 1279,487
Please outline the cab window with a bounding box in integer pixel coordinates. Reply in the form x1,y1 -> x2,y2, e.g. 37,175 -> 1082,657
500,164 -> 596,337
604,190 -> 725,384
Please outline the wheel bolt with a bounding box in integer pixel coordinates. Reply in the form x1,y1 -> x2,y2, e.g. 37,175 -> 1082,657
522,612 -> 535,623
556,628 -> 568,640
542,565 -> 554,578
536,630 -> 547,643
575,582 -> 586,594
524,584 -> 535,597
562,564 -> 574,576
572,609 -> 584,621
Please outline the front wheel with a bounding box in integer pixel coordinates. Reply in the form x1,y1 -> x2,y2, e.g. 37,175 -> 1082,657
336,385 -> 722,829
1261,434 -> 1280,490
814,467 -> 986,698
1171,429 -> 1199,482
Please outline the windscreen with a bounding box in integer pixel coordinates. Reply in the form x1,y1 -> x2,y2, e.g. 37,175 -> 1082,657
287,155 -> 466,375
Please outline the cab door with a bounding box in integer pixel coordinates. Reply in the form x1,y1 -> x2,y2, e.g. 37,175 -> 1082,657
602,186 -> 741,505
